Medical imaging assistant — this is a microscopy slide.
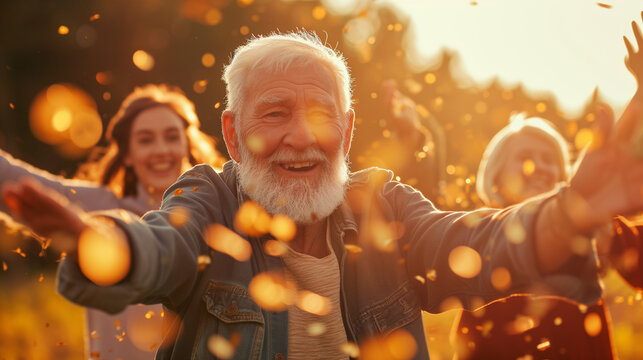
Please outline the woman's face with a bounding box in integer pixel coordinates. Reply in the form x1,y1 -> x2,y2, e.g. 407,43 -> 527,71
496,132 -> 563,205
124,106 -> 190,194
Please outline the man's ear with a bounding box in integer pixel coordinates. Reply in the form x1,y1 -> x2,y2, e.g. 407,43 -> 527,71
343,109 -> 355,157
222,110 -> 241,162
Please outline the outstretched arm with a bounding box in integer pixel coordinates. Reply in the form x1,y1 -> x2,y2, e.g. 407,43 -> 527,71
2,179 -> 131,286
535,15 -> 643,273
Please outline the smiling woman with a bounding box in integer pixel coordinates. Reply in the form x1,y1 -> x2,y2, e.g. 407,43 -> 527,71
0,84 -> 225,359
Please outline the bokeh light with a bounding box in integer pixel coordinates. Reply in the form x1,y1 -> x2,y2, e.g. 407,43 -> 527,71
448,246 -> 482,279
132,50 -> 155,71
204,224 -> 252,261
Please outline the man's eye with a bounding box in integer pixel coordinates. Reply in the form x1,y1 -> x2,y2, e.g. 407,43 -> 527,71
266,111 -> 287,118
137,137 -> 154,144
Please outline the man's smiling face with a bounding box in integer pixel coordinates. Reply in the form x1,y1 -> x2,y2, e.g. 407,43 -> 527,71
223,60 -> 354,224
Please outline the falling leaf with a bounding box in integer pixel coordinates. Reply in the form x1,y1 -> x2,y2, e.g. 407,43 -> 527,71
174,188 -> 184,196
197,254 -> 211,270
89,13 -> 100,21
448,246 -> 481,279
345,244 -> 363,254
204,224 -> 252,261
12,248 -> 26,258
597,2 -> 612,8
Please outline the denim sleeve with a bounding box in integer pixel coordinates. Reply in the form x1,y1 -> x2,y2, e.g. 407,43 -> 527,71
381,181 -> 602,313
0,149 -> 124,213
57,164 -> 235,314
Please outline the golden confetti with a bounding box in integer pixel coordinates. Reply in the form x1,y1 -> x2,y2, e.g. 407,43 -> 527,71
339,342 -> 360,358
297,290 -> 331,316
9,102 -> 15,109
2,261 -> 7,271
38,273 -> 44,282
57,25 -> 69,35
490,267 -> 511,291
249,272 -> 295,311
204,224 -> 252,261
507,315 -> 535,334
12,248 -> 26,258
536,102 -> 547,113
426,269 -> 437,281
208,335 -> 235,359
174,188 -> 184,196
537,339 -> 551,351
448,246 -> 481,279
414,275 -> 426,284
345,244 -> 363,254
584,312 -> 602,336
169,206 -> 190,227
240,25 -> 250,35
308,322 -> 326,336
89,13 -> 100,21
132,50 -> 155,71
193,186 -> 199,192
312,5 -> 326,20
270,214 -> 296,242
234,201 -> 271,237
597,2 -> 612,8
103,92 -> 111,101
201,53 -> 215,67
214,102 -> 221,109
90,351 -> 100,357
90,330 -> 100,339
264,240 -> 288,257
197,254 -> 211,270
144,311 -> 155,319
554,317 -> 563,326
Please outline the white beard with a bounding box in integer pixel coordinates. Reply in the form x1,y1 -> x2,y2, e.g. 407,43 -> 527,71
236,142 -> 349,225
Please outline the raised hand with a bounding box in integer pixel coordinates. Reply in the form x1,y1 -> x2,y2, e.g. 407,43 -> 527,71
381,79 -> 423,146
624,11 -> 643,87
564,104 -> 643,231
2,179 -> 130,285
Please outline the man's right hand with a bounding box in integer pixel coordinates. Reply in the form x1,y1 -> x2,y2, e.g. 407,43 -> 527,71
2,178 -> 131,286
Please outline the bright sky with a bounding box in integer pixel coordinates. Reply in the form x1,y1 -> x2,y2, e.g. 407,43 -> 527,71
382,0 -> 641,117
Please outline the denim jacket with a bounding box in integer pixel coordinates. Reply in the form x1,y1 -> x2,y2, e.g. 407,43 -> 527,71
58,161 -> 601,359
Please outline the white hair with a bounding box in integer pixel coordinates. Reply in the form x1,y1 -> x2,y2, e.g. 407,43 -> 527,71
476,113 -> 571,207
222,31 -> 353,122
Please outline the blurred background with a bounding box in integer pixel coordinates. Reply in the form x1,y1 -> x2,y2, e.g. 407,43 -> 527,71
1,0 -> 642,359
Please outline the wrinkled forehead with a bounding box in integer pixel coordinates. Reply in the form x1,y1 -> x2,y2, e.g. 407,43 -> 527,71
243,60 -> 340,106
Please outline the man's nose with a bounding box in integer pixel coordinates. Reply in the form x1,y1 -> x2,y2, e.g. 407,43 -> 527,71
283,112 -> 316,150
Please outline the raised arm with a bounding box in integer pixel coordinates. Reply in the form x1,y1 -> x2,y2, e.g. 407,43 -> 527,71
0,149 -> 124,213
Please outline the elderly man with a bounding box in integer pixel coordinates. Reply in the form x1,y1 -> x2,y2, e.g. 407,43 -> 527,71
4,32 -> 643,359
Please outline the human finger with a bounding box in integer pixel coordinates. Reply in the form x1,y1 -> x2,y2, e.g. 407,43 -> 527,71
633,20 -> 643,49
